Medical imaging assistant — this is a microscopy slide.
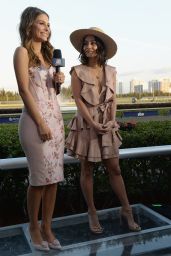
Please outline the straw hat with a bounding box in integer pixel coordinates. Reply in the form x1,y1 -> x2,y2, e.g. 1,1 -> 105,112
70,27 -> 117,59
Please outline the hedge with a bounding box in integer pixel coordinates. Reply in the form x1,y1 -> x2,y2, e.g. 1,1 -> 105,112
1,120 -> 171,158
0,121 -> 171,226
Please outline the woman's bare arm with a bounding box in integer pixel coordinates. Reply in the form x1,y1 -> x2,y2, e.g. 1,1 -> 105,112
103,70 -> 118,130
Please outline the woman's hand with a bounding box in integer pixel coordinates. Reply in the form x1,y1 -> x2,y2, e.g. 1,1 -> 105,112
92,122 -> 109,134
102,120 -> 120,131
53,71 -> 65,84
103,120 -> 119,132
37,121 -> 53,142
102,120 -> 115,131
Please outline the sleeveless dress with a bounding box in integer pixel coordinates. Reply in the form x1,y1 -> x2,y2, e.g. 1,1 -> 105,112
66,64 -> 122,162
19,65 -> 64,186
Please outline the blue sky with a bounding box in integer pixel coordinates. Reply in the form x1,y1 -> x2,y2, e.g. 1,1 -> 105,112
0,0 -> 171,93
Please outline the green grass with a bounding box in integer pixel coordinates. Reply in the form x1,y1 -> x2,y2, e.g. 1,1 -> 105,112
63,113 -> 75,123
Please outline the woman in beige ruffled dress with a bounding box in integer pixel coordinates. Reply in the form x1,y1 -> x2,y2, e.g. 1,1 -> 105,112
66,27 -> 141,234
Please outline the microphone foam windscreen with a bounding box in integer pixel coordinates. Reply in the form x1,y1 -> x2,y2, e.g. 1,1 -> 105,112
53,49 -> 62,58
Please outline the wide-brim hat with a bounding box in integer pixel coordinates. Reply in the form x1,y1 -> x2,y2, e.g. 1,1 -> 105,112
70,27 -> 117,59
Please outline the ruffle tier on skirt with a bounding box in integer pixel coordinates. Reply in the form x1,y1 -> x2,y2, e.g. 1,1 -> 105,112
66,115 -> 122,162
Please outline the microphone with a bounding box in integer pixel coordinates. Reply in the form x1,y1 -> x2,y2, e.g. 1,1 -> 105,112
52,49 -> 65,94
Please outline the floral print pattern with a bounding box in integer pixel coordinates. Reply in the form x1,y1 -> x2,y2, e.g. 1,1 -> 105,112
19,66 -> 64,186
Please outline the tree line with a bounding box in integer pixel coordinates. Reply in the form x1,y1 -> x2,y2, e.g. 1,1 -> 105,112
0,87 -> 170,101
0,89 -> 21,101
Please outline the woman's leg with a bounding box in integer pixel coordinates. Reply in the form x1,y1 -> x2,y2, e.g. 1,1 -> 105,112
80,159 -> 102,232
80,159 -> 95,212
103,158 -> 130,208
103,158 -> 140,230
41,183 -> 57,242
27,185 -> 44,244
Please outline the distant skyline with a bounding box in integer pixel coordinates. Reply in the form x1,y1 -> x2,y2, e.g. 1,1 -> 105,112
0,0 -> 170,93
119,68 -> 171,93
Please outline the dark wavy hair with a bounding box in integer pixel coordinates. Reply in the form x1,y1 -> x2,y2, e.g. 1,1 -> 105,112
79,36 -> 107,66
19,6 -> 54,67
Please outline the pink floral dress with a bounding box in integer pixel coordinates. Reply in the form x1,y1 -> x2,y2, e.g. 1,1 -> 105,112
19,66 -> 64,186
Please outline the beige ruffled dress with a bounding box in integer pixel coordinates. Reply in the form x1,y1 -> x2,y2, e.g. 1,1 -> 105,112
66,64 -> 122,162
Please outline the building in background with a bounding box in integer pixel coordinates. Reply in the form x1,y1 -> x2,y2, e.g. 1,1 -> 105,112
134,84 -> 143,94
130,79 -> 145,93
160,79 -> 171,93
148,80 -> 161,93
119,82 -> 123,95
116,81 -> 123,95
116,78 -> 171,95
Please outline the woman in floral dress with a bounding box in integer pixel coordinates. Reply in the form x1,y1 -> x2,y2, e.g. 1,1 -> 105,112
13,6 -> 64,251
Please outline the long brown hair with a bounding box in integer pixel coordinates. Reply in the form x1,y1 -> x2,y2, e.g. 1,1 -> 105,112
19,6 -> 53,66
79,36 -> 107,66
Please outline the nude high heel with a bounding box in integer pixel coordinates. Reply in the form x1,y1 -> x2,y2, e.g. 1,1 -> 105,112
48,239 -> 62,250
31,240 -> 50,251
40,227 -> 62,250
120,207 -> 141,232
88,212 -> 104,234
28,227 -> 50,251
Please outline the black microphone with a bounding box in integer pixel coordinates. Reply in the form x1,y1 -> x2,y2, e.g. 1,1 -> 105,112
52,49 -> 65,94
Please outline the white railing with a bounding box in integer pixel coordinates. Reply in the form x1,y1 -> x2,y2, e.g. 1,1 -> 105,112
0,145 -> 171,171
